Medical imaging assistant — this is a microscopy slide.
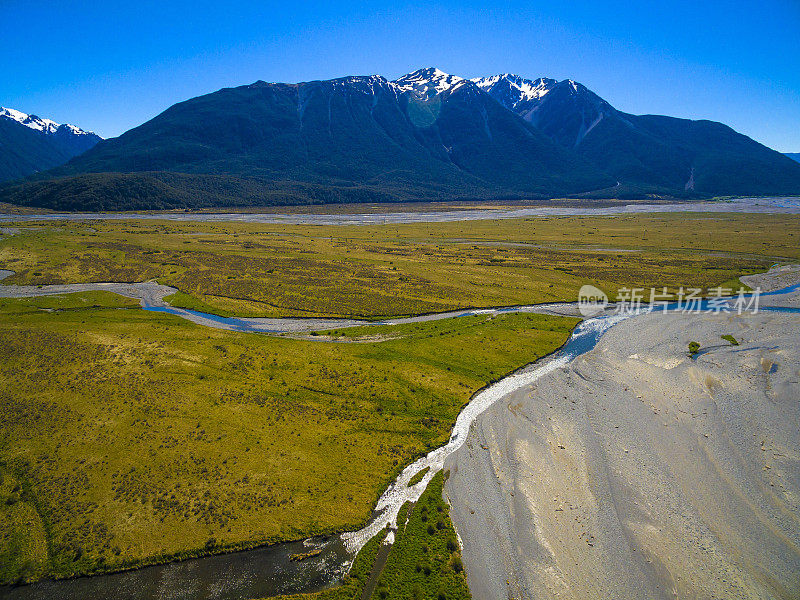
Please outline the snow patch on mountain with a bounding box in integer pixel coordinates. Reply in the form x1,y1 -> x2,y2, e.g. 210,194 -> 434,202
575,112 -> 604,147
470,74 -> 557,109
393,68 -> 465,99
0,107 -> 98,137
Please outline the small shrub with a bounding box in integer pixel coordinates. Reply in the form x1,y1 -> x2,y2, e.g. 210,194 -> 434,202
688,341 -> 700,356
452,556 -> 464,573
721,334 -> 739,345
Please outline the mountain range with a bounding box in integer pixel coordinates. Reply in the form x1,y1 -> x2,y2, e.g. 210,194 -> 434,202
0,107 -> 101,183
2,68 -> 799,210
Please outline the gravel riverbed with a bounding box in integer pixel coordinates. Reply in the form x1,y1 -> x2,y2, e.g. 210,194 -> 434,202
444,267 -> 800,599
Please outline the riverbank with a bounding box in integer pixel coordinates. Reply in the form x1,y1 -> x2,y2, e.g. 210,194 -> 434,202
445,275 -> 800,599
2,196 -> 800,226
0,277 -> 585,335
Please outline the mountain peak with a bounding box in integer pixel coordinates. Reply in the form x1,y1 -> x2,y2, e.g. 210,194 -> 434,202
393,68 -> 465,99
1,106 -> 60,134
470,74 -> 558,110
0,106 -> 98,137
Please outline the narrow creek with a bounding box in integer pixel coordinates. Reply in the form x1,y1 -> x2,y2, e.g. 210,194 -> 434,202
2,283 -> 798,600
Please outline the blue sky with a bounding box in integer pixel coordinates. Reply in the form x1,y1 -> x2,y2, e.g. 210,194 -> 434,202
2,0 -> 799,151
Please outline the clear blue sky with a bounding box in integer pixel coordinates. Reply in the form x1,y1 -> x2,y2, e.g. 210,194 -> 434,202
2,0 -> 799,151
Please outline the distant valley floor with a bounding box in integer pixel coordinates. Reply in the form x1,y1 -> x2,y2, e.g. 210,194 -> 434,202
2,196 -> 800,226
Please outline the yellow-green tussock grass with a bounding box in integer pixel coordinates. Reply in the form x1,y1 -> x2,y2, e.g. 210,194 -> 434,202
1,213 -> 797,318
0,293 -> 576,583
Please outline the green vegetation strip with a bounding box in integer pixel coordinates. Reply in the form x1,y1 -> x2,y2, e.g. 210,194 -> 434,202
269,529 -> 388,600
407,468 -> 430,488
274,472 -> 471,600
370,472 -> 470,600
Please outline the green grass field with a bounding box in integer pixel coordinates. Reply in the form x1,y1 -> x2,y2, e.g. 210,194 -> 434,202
0,212 -> 795,587
0,291 -> 576,584
1,213 -> 797,318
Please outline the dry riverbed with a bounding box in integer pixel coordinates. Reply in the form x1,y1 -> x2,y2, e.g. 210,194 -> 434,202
445,268 -> 800,599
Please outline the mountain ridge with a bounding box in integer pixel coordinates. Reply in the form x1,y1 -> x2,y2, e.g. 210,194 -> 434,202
0,107 -> 98,138
0,107 -> 102,183
470,71 -> 800,195
2,68 -> 799,209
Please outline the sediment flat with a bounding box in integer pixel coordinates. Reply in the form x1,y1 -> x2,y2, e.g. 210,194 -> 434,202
445,280 -> 800,599
1,196 -> 800,226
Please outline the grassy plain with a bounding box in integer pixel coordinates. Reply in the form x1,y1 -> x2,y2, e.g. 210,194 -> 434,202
0,212 -> 795,586
1,213 -> 798,318
0,291 -> 576,583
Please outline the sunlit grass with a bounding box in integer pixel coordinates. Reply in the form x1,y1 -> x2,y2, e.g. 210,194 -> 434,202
0,211 -> 794,583
0,293 -> 576,583
1,213 -> 796,317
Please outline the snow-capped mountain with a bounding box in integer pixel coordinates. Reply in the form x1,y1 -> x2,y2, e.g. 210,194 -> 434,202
393,67 -> 467,99
393,69 -> 564,111
0,107 -> 98,138
471,74 -> 557,111
0,106 -> 61,134
3,67 -> 800,207
391,70 -> 616,148
469,74 -> 615,147
0,107 -> 103,183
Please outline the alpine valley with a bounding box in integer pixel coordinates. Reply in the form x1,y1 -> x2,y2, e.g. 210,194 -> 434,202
2,68 -> 799,210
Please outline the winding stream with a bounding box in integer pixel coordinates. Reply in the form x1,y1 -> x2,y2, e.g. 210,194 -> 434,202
2,282 -> 799,600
